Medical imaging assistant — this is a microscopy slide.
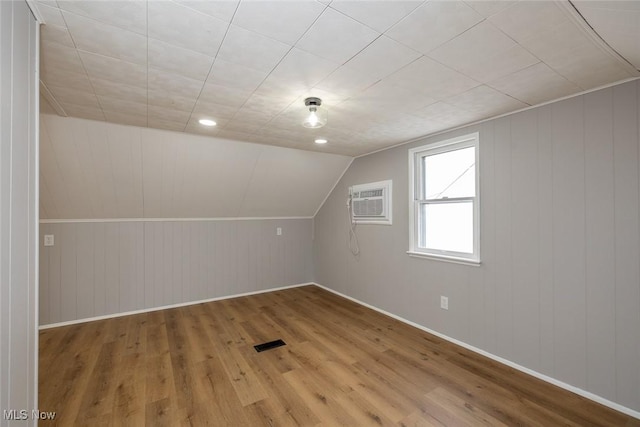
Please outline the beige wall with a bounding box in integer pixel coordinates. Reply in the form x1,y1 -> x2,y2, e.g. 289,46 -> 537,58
314,80 -> 640,413
0,1 -> 39,423
40,218 -> 313,326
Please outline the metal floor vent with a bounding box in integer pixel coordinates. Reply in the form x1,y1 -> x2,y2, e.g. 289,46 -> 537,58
254,339 -> 286,352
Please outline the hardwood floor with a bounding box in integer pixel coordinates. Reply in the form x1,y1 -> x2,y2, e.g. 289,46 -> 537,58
39,285 -> 639,426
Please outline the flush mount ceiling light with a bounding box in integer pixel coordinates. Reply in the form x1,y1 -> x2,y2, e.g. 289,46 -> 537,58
314,138 -> 328,144
302,97 -> 327,129
198,118 -> 217,127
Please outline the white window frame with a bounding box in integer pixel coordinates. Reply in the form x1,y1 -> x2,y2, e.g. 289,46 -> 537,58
407,133 -> 480,265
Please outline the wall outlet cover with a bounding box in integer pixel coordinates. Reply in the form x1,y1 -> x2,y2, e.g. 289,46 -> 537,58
44,235 -> 54,247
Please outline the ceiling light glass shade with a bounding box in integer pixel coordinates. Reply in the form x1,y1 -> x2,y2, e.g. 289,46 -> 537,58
303,107 -> 327,128
302,97 -> 327,129
314,138 -> 328,144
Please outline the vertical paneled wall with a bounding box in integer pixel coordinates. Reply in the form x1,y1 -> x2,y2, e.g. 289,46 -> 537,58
313,80 -> 640,413
39,219 -> 313,325
0,1 -> 39,423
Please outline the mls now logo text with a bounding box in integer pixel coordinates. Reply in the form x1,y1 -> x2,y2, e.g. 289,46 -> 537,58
3,409 -> 56,420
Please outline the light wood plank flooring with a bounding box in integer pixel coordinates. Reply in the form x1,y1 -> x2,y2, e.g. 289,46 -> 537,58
39,285 -> 640,426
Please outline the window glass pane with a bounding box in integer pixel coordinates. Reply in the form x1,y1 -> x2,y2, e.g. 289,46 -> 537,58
423,146 -> 475,199
420,202 -> 473,253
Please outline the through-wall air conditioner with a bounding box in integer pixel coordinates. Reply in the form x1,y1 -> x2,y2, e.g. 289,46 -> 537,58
349,180 -> 392,225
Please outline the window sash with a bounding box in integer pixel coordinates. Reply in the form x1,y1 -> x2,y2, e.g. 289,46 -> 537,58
408,133 -> 480,263
416,198 -> 476,257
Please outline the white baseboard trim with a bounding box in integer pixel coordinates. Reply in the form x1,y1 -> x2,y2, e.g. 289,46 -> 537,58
39,282 -> 313,330
311,282 -> 640,420
39,216 -> 312,224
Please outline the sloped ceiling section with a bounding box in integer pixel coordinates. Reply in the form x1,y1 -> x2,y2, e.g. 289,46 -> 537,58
572,1 -> 640,71
39,114 -> 352,219
36,0 -> 639,156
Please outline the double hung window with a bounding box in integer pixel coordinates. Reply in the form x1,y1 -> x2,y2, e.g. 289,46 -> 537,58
408,133 -> 479,264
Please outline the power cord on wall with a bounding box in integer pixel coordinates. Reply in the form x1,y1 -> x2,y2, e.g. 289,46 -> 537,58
347,192 -> 360,256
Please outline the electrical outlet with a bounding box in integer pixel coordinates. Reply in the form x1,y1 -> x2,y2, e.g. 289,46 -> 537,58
440,296 -> 449,310
44,235 -> 54,247
276,227 -> 282,236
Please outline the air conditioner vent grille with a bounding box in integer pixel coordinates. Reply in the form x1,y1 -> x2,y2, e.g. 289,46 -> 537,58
353,198 -> 383,217
349,180 -> 392,225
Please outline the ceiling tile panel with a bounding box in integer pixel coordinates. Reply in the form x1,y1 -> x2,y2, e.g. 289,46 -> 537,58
295,8 -> 379,64
59,103 -> 106,121
41,24 -> 75,47
231,107 -> 276,126
89,77 -> 148,104
428,21 -> 539,83
206,58 -> 270,92
79,51 -> 147,89
343,35 -> 421,80
267,107 -> 307,131
412,101 -> 482,126
330,0 -> 423,32
63,11 -> 147,64
489,1 -> 568,45
40,40 -> 85,74
386,1 -> 483,54
314,66 -> 381,96
47,85 -> 101,109
98,96 -> 147,116
192,100 -> 240,120
351,79 -> 438,112
197,83 -> 253,108
40,94 -> 57,115
35,0 -> 60,9
148,105 -> 192,124
292,89 -> 349,107
254,75 -> 312,102
252,77 -> 309,106
513,19 -> 633,88
217,25 -> 292,72
488,62 -> 582,105
41,67 -> 93,93
385,56 -> 480,100
241,93 -> 294,117
37,3 -> 66,26
147,0 -> 228,57
57,0 -> 147,34
573,1 -> 640,69
174,0 -> 240,23
269,48 -> 340,88
147,67 -> 204,100
147,89 -> 198,113
464,0 -> 512,18
148,38 -> 215,81
363,114 -> 444,142
233,0 -> 326,44
452,45 -> 540,84
443,85 -> 528,117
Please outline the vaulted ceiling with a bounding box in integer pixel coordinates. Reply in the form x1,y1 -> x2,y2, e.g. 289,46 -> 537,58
39,114 -> 352,219
37,0 -> 640,156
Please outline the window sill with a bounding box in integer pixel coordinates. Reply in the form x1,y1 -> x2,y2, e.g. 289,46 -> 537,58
406,251 -> 481,267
